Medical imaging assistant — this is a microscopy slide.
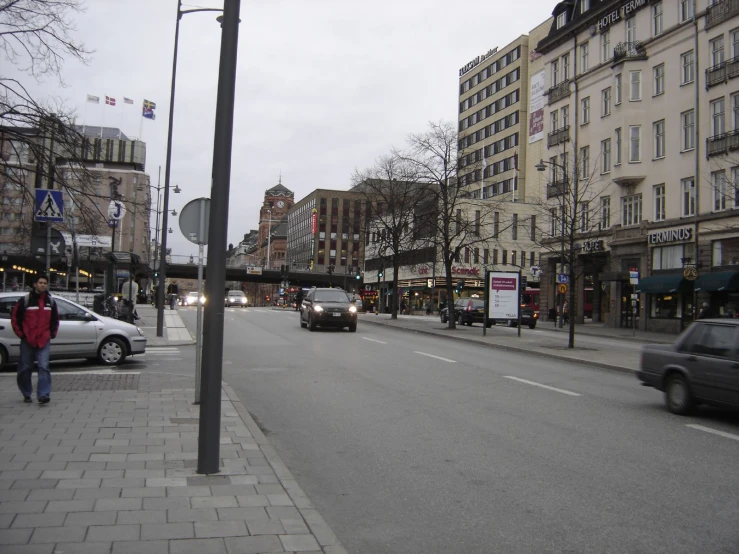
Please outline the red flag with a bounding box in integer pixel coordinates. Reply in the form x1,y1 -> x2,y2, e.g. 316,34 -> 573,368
105,96 -> 116,106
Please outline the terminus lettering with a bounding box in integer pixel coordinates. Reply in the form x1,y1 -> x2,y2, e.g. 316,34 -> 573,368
596,0 -> 651,32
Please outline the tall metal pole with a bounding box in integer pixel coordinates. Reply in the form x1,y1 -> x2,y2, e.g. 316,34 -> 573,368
198,0 -> 241,475
128,186 -> 138,323
195,200 -> 206,404
266,209 -> 272,268
157,0 -> 182,338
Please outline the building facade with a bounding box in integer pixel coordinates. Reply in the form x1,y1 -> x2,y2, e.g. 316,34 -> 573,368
530,0 -> 739,333
255,182 -> 294,269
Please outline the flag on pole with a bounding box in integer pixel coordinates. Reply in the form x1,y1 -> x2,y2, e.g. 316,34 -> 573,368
123,97 -> 134,105
142,99 -> 156,120
105,96 -> 116,106
87,94 -> 100,104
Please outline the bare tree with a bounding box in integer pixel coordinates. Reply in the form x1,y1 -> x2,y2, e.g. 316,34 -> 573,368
527,145 -> 612,348
402,120 -> 507,329
353,154 -> 426,319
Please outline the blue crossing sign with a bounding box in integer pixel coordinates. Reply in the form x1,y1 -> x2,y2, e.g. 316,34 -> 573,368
557,274 -> 569,284
34,189 -> 64,222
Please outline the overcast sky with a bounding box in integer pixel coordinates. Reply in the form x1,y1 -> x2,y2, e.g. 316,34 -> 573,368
28,0 -> 554,257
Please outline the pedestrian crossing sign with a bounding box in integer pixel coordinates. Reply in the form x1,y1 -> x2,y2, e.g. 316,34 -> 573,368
34,189 -> 65,222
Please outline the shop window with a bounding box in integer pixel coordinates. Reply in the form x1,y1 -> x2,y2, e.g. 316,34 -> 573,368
712,237 -> 739,266
650,294 -> 681,319
652,243 -> 695,270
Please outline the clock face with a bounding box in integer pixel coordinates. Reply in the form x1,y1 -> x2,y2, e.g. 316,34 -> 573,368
277,200 -> 285,208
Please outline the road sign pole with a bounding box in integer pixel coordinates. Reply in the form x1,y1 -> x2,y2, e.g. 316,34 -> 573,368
483,270 -> 488,337
518,269 -> 522,338
45,224 -> 51,275
194,200 -> 206,405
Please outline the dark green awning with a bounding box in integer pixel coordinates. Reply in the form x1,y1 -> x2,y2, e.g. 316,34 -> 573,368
636,274 -> 693,294
694,270 -> 739,292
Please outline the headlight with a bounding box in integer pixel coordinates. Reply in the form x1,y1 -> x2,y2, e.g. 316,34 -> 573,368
313,305 -> 323,312
201,296 -> 206,304
241,298 -> 246,304
348,305 -> 357,313
137,327 -> 145,336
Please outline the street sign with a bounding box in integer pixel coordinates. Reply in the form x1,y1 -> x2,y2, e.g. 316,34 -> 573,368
683,265 -> 698,280
246,267 -> 262,275
108,199 -> 126,221
34,189 -> 64,222
31,229 -> 66,263
558,284 -> 568,294
179,198 -> 210,245
631,293 -> 638,300
629,267 -> 639,285
557,274 -> 569,284
427,279 -> 435,288
107,219 -> 118,229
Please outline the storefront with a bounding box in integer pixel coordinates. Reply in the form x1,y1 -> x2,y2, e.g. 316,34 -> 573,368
694,270 -> 739,318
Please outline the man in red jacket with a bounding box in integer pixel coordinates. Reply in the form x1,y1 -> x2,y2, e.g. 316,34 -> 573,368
11,274 -> 60,404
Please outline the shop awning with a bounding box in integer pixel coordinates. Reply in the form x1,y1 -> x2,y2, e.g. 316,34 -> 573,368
636,274 -> 693,294
694,270 -> 739,292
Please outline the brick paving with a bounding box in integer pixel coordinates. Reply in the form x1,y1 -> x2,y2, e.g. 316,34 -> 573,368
0,372 -> 346,553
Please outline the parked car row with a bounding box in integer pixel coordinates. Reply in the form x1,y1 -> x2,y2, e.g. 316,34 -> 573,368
440,298 -> 538,329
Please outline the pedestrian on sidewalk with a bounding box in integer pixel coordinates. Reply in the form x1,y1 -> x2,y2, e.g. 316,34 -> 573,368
11,274 -> 59,405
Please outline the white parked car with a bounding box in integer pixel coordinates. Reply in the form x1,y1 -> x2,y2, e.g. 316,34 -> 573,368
0,292 -> 147,368
184,291 -> 206,306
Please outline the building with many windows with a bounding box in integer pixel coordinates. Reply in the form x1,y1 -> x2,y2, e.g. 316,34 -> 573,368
528,0 -> 739,333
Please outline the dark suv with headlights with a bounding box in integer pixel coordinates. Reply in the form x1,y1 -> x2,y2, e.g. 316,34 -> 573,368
300,288 -> 358,332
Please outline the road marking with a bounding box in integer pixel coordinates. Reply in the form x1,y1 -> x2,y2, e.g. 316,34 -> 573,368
686,424 -> 739,442
413,351 -> 457,363
503,376 -> 581,396
363,337 -> 387,344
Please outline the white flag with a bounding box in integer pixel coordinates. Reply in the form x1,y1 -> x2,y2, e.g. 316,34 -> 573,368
87,94 -> 100,104
481,146 -> 487,171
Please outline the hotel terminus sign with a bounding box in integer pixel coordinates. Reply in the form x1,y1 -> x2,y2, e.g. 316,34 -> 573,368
595,0 -> 654,32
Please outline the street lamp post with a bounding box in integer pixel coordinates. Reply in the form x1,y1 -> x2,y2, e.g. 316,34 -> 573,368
535,158 -> 568,330
265,209 -> 272,269
157,0 -> 223,338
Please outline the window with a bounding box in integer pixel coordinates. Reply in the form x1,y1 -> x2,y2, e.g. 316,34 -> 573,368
733,167 -> 739,208
622,194 -> 643,226
626,17 -> 636,44
581,201 -> 590,232
711,36 -> 725,68
493,249 -> 499,265
464,248 -> 470,263
561,105 -> 569,127
681,51 -> 694,84
652,244 -> 695,271
550,208 -> 559,236
601,196 -> 611,229
689,324 -> 737,358
733,92 -> 739,130
629,70 -> 641,101
483,249 -> 489,264
714,171 -> 728,211
733,28 -> 739,58
629,126 -> 641,162
602,87 -> 612,116
581,96 -> 590,124
580,42 -> 589,72
512,214 -> 518,240
562,53 -> 570,81
512,251 -> 517,266
615,128 -> 622,164
601,30 -> 611,63
474,248 -> 479,264
653,119 -> 665,159
615,73 -> 622,104
653,2 -> 663,36
530,216 -> 537,241
654,184 -> 666,221
680,0 -> 693,22
711,98 -> 725,136
653,64 -> 665,96
581,0 -> 590,13
682,177 -> 696,216
502,250 -> 508,265
681,110 -> 695,150
602,139 -> 611,173
493,211 -> 499,237
530,252 -> 536,267
550,110 -> 559,132
474,210 -> 481,236
557,11 -> 566,29
580,146 -> 590,178
552,59 -> 559,86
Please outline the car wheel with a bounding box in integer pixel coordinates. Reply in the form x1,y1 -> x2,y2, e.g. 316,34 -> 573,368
308,313 -> 317,332
466,321 -> 473,326
98,337 -> 127,366
349,323 -> 357,332
300,316 -> 307,328
440,313 -> 447,323
665,373 -> 695,415
486,320 -> 493,328
0,345 -> 6,371
457,313 -> 464,326
529,322 -> 537,329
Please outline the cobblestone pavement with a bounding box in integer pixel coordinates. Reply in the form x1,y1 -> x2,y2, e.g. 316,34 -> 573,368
0,372 -> 346,554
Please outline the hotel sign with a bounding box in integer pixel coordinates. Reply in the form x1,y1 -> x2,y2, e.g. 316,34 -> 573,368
647,226 -> 693,245
459,47 -> 499,77
595,0 -> 653,32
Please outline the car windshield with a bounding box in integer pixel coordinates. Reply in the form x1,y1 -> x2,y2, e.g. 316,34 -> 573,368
314,290 -> 350,302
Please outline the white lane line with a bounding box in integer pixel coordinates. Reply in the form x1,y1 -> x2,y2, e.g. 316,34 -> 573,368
686,424 -> 739,442
362,337 -> 387,344
413,351 -> 457,363
503,375 -> 581,396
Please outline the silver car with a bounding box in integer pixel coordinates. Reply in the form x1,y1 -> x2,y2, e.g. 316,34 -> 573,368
0,292 -> 147,369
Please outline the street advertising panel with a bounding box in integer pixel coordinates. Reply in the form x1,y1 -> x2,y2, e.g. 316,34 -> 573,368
488,271 -> 520,320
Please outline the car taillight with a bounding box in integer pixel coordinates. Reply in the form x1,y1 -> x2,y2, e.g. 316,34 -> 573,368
467,303 -> 472,312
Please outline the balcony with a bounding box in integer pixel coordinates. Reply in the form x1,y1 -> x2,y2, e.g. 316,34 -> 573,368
547,126 -> 570,148
547,80 -> 571,105
706,0 -> 739,30
612,41 -> 647,64
706,129 -> 739,158
546,179 -> 568,199
706,55 -> 739,88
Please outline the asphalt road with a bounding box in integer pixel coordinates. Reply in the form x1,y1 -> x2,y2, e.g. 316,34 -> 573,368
176,306 -> 739,554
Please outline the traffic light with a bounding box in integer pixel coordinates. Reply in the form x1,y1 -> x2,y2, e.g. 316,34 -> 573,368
378,266 -> 384,279
355,270 -> 361,281
280,264 -> 288,278
455,281 -> 464,295
309,258 -> 314,270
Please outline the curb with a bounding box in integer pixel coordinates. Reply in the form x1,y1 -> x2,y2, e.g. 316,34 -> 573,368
221,382 -> 348,554
360,318 -> 636,375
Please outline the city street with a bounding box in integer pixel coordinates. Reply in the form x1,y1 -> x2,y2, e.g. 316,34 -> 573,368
176,306 -> 739,554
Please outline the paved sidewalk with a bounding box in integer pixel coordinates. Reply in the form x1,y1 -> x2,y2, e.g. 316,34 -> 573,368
0,372 -> 346,554
358,313 -> 677,373
137,305 -> 194,347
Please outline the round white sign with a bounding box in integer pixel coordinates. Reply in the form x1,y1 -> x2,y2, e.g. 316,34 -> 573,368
108,200 -> 127,221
